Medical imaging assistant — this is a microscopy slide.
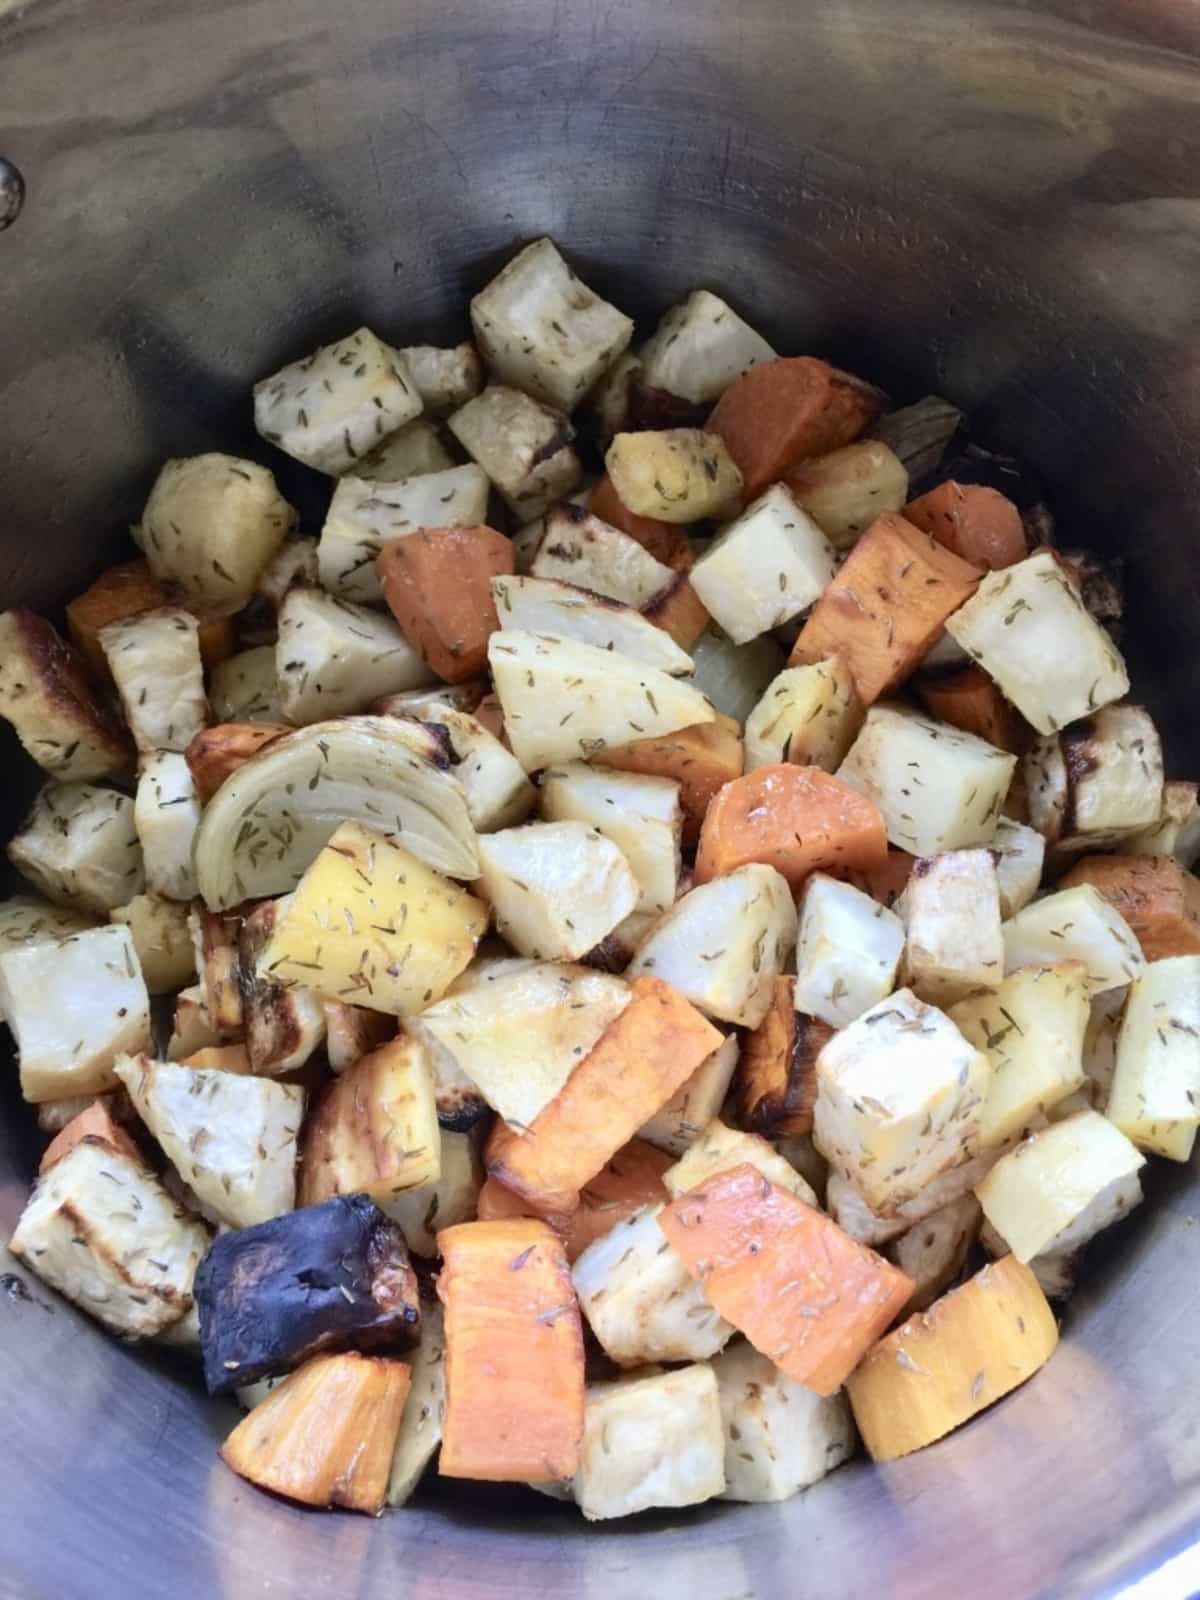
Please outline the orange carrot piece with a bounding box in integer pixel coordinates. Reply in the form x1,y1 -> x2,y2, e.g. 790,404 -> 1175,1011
185,722 -> 291,802
658,1163 -> 914,1395
789,512 -> 981,705
437,1218 -> 584,1482
904,481 -> 1026,571
916,664 -> 1030,755
707,357 -> 884,500
694,764 -> 888,889
735,978 -> 832,1139
845,847 -> 915,908
485,976 -> 724,1206
1057,855 -> 1200,960
600,716 -> 743,846
39,1100 -> 141,1175
67,557 -> 235,681
376,524 -> 514,682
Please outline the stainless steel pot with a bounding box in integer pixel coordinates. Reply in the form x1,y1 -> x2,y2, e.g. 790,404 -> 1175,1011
4,2 -> 1200,1595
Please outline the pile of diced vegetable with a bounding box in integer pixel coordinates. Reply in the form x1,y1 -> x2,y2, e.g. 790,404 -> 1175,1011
2,236 -> 1198,1519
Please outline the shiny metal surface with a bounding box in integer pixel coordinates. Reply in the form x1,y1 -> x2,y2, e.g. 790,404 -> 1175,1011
3,1 -> 1200,1595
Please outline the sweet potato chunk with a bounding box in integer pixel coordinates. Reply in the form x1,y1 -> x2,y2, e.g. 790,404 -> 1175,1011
38,1099 -> 141,1175
658,1164 -> 913,1395
438,1218 -> 584,1482
694,765 -> 888,889
475,1178 -> 578,1245
707,357 -> 884,500
916,665 -> 1030,755
67,558 -> 235,681
184,722 -> 290,802
568,1140 -> 673,1261
789,513 -> 981,706
589,476 -> 689,566
903,482 -> 1026,571
1057,855 -> 1200,960
600,715 -> 743,846
736,978 -> 832,1139
485,976 -> 724,1205
377,524 -> 513,683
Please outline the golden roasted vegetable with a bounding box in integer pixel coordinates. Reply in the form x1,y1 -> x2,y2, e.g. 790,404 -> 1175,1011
0,610 -> 134,781
735,979 -> 832,1138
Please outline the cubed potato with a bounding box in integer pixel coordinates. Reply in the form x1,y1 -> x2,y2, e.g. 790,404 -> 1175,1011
974,1109 -> 1144,1262
493,573 -> 695,677
1057,854 -> 1200,961
470,239 -> 633,412
824,1171 -> 907,1249
978,1218 -> 1077,1301
531,506 -> 675,607
1126,780 -> 1200,868
813,988 -> 990,1215
378,1132 -> 482,1258
916,664 -> 1029,756
782,439 -> 909,551
354,418 -> 456,481
735,979 -> 831,1140
254,327 -> 422,475
743,659 -> 863,774
600,714 -> 742,847
575,1365 -> 726,1520
604,429 -> 742,523
276,587 -> 433,724
0,895 -> 96,1020
663,1118 -> 818,1206
398,342 -> 483,416
412,961 -> 629,1131
991,816 -> 1045,919
209,646 -> 283,724
134,751 -> 202,901
237,900 -> 326,1075
789,513 -> 981,706
1002,883 -> 1144,994
299,1033 -> 441,1205
712,1341 -> 856,1502
689,487 -> 836,645
188,905 -> 243,1037
392,705 -> 535,833
900,849 -> 1004,1007
950,962 -> 1090,1146
241,537 -> 320,637
9,1138 -> 208,1340
98,608 -> 207,755
66,557 -> 234,681
449,384 -> 581,520
628,864 -> 797,1029
0,609 -> 133,781
639,1032 -> 739,1157
587,350 -> 643,443
540,763 -> 681,914
110,893 -> 195,994
945,551 -> 1130,735
377,524 -> 513,683
837,704 -> 1017,856
141,454 -> 294,611
639,289 -> 775,406
1024,704 -> 1163,858
1106,955 -> 1200,1160
9,783 -> 143,915
869,395 -> 963,479
571,1204 -> 734,1366
904,481 -> 1026,570
386,1302 -> 447,1505
584,906 -> 663,973
476,820 -> 639,962
794,873 -> 905,1028
316,466 -> 491,603
888,1193 -> 981,1314
167,985 -> 221,1060
688,627 -> 784,726
321,1000 -> 394,1076
257,821 -> 487,1016
488,629 -> 714,771
707,356 -> 884,501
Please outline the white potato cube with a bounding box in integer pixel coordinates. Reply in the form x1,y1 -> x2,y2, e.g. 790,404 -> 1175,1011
744,659 -> 862,773
531,506 -> 674,607
0,895 -> 96,1007
888,1194 -> 981,1314
838,705 -> 1016,856
252,536 -> 320,616
1106,955 -> 1200,1160
689,627 -> 784,726
0,609 -> 133,782
991,816 -> 1045,919
399,342 -> 483,416
208,646 -> 283,724
572,1206 -> 733,1368
476,820 -> 638,962
1003,884 -> 1144,995
377,1132 -> 482,1257
945,551 -> 1130,735
587,350 -> 642,442
690,487 -> 836,645
901,849 -> 1004,1007
253,327 -> 422,475
1126,780 -> 1200,868
794,872 -> 904,1028
950,962 -> 1090,1147
576,1365 -> 726,1521
470,239 -> 633,412
492,574 -> 695,677
135,751 -> 202,901
785,439 -> 909,551
813,988 -> 990,1214
99,608 -> 207,755
605,429 -> 743,524
387,1302 -> 447,1505
316,465 -> 490,602
9,1139 -> 208,1339
825,1148 -> 999,1248
628,864 -> 797,1029
141,453 -> 293,611
0,924 -> 151,1102
663,1118 -> 818,1206
167,985 -> 221,1060
639,1033 -> 739,1157
449,384 -> 582,519
974,1109 -> 1144,1262
110,893 -> 195,994
8,783 -> 143,915
115,1054 -> 303,1229
977,1218 -> 1077,1302
639,290 -> 776,406
237,899 -> 327,1076
540,763 -> 681,914
1024,704 -> 1164,857
276,587 -> 433,724
712,1341 -> 855,1503
824,1172 -> 907,1248
354,418 -> 456,482
488,629 -> 714,771
431,707 -> 536,832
